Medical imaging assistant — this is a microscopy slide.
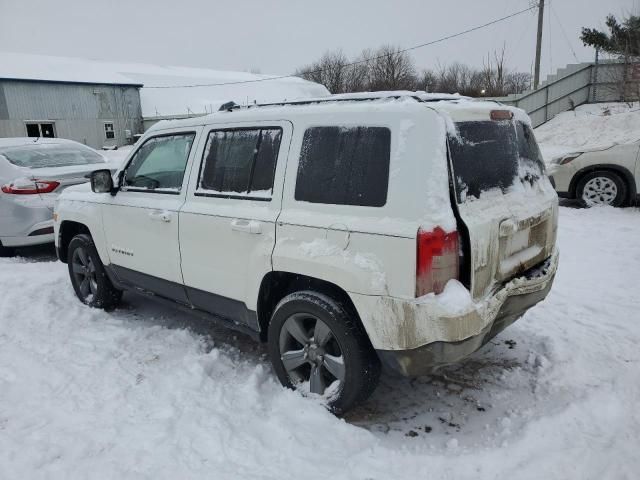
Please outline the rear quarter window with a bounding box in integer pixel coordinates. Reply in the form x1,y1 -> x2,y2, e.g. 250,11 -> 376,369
295,126 -> 391,207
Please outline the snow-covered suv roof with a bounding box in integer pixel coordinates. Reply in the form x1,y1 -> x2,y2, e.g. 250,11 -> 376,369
147,91 -> 525,132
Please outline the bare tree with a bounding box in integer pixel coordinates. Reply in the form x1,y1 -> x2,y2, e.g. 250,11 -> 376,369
416,69 -> 438,92
368,45 -> 417,91
296,50 -> 350,93
343,50 -> 371,92
296,44 -> 532,97
505,71 -> 532,94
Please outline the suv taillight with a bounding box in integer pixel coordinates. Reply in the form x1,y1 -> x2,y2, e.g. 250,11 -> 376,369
1,180 -> 60,195
416,227 -> 459,297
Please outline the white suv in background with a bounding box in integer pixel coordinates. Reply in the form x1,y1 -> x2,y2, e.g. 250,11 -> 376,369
54,93 -> 559,414
547,141 -> 640,207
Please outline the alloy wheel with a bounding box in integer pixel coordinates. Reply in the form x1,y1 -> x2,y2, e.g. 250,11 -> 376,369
71,247 -> 98,300
279,313 -> 345,395
582,176 -> 618,206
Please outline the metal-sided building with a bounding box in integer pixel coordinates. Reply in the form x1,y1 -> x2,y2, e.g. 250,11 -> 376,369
0,53 -> 144,149
0,53 -> 329,150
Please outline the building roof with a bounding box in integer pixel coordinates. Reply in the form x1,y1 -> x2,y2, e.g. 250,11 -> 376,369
0,52 -> 331,119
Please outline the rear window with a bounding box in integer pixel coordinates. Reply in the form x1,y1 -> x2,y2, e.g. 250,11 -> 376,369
448,121 -> 545,202
295,126 -> 391,207
0,143 -> 105,168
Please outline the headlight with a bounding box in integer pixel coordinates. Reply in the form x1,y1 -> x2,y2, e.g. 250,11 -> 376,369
552,153 -> 582,165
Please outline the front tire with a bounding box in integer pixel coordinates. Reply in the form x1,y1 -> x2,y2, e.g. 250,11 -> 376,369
577,170 -> 628,207
67,233 -> 122,310
267,290 -> 380,414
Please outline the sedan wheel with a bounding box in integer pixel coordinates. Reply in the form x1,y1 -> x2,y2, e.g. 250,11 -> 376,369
577,170 -> 628,208
581,176 -> 618,206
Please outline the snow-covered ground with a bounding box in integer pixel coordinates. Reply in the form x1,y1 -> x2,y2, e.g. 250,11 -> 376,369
1,206 -> 639,479
535,102 -> 640,162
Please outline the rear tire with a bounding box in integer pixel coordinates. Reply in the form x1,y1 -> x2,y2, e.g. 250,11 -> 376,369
67,233 -> 122,310
576,170 -> 628,207
0,243 -> 16,257
267,290 -> 380,415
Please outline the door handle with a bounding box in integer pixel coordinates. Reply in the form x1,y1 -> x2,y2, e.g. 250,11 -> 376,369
149,210 -> 172,223
231,219 -> 262,234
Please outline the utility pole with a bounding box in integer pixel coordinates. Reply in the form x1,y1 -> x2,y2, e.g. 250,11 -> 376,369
533,0 -> 545,89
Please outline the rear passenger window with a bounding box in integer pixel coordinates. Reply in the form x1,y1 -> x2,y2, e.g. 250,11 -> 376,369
198,128 -> 282,196
295,126 -> 391,207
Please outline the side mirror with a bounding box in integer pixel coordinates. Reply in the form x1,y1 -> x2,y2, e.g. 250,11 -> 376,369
90,169 -> 114,193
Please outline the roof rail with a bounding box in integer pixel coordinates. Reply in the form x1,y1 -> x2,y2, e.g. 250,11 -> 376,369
251,94 -> 423,109
216,92 -> 473,114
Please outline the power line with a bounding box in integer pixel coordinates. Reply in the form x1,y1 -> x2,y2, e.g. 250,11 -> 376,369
145,5 -> 542,89
551,3 -> 580,63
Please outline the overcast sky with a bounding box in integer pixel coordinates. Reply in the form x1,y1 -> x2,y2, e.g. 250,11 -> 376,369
0,0 -> 637,80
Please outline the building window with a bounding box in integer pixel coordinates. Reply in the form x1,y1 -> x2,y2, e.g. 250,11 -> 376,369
25,122 -> 56,138
104,122 -> 115,140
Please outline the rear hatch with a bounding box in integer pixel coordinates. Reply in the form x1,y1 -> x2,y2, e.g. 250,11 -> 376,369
445,108 -> 558,300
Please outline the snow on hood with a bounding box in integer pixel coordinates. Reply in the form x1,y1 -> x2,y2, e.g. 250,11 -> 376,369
535,102 -> 640,162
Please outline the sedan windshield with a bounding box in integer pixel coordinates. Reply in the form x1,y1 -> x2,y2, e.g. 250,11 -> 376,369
0,143 -> 105,169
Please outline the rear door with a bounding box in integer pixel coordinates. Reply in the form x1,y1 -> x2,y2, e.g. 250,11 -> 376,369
179,122 -> 292,329
447,113 -> 558,300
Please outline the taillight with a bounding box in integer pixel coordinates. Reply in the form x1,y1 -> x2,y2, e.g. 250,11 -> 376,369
1,180 -> 60,195
416,227 -> 459,297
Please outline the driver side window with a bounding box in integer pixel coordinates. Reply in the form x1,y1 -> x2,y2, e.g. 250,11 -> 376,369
124,133 -> 195,191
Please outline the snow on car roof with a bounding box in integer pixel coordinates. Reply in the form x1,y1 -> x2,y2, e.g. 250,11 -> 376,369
147,92 -> 525,132
0,137 -> 83,149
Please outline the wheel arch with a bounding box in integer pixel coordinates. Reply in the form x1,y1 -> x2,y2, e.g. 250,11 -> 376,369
569,164 -> 637,202
256,271 -> 366,343
58,221 -> 92,263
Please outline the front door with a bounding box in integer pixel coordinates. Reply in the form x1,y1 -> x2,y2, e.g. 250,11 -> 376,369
102,130 -> 199,303
179,122 -> 291,328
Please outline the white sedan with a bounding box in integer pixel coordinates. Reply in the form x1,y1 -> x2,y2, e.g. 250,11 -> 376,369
0,137 -> 114,256
547,140 -> 640,207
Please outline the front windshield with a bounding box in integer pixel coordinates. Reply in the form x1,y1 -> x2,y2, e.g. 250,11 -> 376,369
0,143 -> 105,169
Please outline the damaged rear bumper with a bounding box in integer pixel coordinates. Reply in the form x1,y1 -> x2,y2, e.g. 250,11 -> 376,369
351,249 -> 559,377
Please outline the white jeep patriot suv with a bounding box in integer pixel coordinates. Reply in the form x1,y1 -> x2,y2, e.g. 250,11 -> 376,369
54,93 -> 559,414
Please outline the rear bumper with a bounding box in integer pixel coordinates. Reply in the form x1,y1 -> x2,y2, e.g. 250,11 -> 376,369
351,249 -> 559,376
0,194 -> 54,246
0,219 -> 55,247
377,276 -> 554,376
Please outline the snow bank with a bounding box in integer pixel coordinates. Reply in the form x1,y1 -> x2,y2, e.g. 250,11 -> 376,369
1,206 -> 640,479
535,102 -> 640,162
